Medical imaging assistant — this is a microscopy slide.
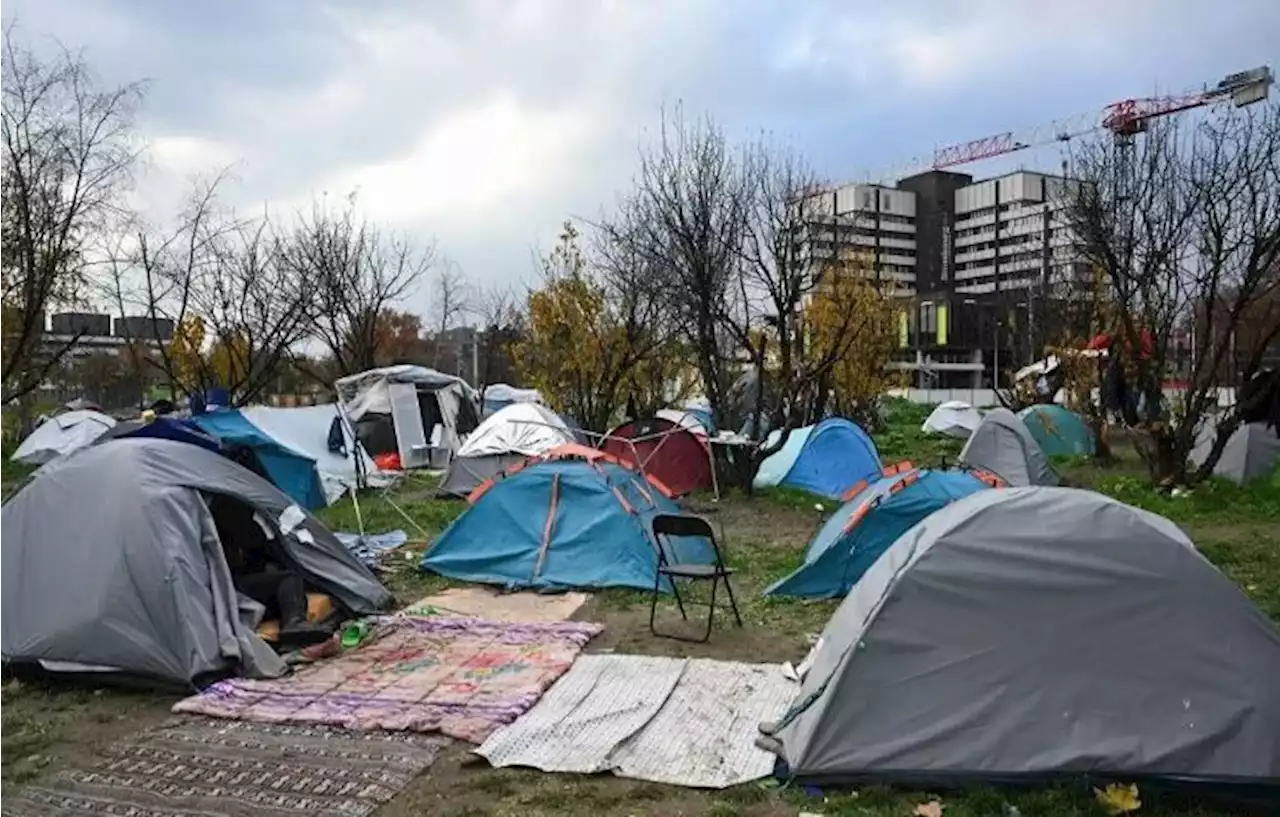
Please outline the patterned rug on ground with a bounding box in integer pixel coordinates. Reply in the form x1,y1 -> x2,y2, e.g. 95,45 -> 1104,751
478,655 -> 798,788
2,717 -> 447,817
173,616 -> 603,744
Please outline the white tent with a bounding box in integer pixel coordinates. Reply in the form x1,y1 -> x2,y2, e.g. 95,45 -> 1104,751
238,404 -> 389,502
440,404 -> 573,497
655,408 -> 710,437
921,401 -> 982,439
334,365 -> 480,469
482,384 -> 544,415
11,410 -> 117,465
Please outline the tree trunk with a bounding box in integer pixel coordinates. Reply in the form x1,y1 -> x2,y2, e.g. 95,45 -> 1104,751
1130,426 -> 1185,488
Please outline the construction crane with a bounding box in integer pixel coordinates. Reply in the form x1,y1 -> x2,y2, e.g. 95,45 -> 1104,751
931,65 -> 1274,172
825,65 -> 1275,191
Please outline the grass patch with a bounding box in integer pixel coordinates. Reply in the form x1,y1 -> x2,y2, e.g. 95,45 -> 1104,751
874,399 -> 966,467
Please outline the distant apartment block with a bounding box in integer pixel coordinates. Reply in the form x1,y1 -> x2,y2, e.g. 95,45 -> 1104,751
40,312 -> 176,359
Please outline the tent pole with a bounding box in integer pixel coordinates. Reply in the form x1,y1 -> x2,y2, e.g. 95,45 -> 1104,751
383,493 -> 433,542
349,485 -> 366,542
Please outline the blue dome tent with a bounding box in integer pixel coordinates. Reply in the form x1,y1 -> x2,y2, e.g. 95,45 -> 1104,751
423,454 -> 715,592
752,418 -> 881,499
190,409 -> 328,510
765,468 -> 994,598
1017,404 -> 1095,457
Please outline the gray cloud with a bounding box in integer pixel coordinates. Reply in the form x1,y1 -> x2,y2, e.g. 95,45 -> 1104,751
5,0 -> 1278,316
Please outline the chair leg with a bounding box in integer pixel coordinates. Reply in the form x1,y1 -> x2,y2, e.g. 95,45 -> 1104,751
669,576 -> 688,621
701,578 -> 718,643
721,574 -> 744,628
649,566 -> 662,636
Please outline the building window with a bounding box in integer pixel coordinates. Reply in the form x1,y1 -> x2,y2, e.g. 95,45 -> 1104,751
862,191 -> 872,209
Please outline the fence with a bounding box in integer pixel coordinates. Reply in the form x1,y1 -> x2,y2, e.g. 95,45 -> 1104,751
887,387 -> 1238,408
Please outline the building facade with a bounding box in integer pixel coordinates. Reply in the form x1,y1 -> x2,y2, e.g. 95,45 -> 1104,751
802,169 -> 1091,388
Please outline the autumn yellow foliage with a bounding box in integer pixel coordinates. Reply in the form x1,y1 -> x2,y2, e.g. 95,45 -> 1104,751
512,222 -> 665,430
806,265 -> 900,417
167,315 -> 206,391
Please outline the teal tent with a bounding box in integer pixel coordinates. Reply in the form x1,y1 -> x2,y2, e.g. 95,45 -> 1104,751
1017,404 -> 1095,457
424,457 -> 714,592
191,409 -> 327,510
765,469 -> 992,598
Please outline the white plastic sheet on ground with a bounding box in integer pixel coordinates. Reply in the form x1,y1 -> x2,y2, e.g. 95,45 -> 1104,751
478,655 -> 797,788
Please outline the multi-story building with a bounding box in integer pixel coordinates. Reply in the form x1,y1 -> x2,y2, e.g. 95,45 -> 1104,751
801,169 -> 1091,388
799,182 -> 918,298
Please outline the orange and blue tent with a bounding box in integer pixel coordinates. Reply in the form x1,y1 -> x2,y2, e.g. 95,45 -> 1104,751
765,467 -> 995,598
423,454 -> 714,592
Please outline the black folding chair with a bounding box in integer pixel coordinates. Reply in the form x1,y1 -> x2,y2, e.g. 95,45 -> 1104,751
649,513 -> 743,642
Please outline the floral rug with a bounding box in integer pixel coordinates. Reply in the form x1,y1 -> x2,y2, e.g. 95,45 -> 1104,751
173,616 -> 603,744
2,717 -> 447,817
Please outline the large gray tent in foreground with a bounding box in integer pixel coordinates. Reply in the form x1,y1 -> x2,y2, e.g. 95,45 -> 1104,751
2,438 -> 392,686
759,487 -> 1280,795
958,407 -> 1058,486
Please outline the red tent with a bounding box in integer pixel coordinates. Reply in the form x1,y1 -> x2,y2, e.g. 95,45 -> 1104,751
600,416 -> 713,497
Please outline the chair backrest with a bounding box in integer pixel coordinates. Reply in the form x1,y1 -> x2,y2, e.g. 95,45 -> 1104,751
650,513 -> 727,567
651,512 -> 714,539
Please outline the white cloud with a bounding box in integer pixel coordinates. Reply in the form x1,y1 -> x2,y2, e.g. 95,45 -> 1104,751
324,96 -> 596,224
149,135 -> 240,175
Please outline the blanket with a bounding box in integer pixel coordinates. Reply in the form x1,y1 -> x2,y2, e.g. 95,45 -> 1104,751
173,616 -> 602,744
401,586 -> 590,623
478,655 -> 797,788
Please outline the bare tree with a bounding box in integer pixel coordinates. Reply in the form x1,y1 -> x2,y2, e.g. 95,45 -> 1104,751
428,260 -> 470,369
726,143 -> 898,478
1065,101 -> 1280,484
279,193 -> 434,380
1,24 -> 144,403
609,108 -> 751,421
120,179 -> 316,406
470,282 -> 522,400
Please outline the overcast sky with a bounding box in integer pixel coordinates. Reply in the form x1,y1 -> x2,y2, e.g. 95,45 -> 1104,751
5,0 -> 1278,318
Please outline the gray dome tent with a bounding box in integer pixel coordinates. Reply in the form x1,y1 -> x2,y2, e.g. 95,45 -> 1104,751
758,487 -> 1280,796
2,438 -> 392,686
1192,420 -> 1280,484
958,407 -> 1058,486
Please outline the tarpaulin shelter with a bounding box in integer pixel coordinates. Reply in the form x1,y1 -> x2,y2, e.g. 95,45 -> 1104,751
2,438 -> 391,686
192,409 -> 328,510
1192,420 -> 1280,484
10,409 -> 116,465
424,454 -> 714,592
601,416 -> 713,497
334,365 -> 480,469
765,468 -> 993,598
236,404 -> 383,502
1017,404 -> 1095,457
440,403 -> 575,498
481,383 -> 544,416
758,487 -> 1280,800
752,418 -> 881,499
959,408 -> 1059,487
920,401 -> 982,439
